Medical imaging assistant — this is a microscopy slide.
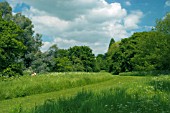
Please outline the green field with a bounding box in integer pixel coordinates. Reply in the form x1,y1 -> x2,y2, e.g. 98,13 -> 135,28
0,72 -> 170,113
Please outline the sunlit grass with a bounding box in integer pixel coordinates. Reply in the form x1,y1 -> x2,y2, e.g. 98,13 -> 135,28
0,72 -> 112,100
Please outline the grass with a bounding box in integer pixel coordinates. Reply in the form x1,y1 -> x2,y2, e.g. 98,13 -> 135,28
149,75 -> 170,92
0,72 -> 112,101
24,88 -> 170,113
0,72 -> 170,113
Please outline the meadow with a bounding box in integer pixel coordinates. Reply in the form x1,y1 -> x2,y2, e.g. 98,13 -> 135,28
0,72 -> 112,101
0,72 -> 170,113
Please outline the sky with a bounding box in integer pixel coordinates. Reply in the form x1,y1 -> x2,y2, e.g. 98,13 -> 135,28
0,0 -> 170,54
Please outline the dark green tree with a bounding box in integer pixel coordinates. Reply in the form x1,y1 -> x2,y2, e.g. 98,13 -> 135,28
68,46 -> 96,72
154,13 -> 170,70
54,57 -> 73,72
0,2 -> 43,69
108,38 -> 115,49
0,15 -> 26,76
96,54 -> 107,71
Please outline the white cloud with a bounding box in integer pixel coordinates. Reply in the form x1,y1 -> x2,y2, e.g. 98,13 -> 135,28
165,1 -> 170,6
42,38 -> 108,54
125,1 -> 131,6
7,0 -> 143,54
124,11 -> 143,30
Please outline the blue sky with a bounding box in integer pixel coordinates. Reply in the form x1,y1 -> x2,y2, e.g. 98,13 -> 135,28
1,0 -> 170,54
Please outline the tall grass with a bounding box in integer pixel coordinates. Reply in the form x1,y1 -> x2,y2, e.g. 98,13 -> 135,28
18,88 -> 170,113
0,72 -> 112,100
13,75 -> 170,113
149,76 -> 170,92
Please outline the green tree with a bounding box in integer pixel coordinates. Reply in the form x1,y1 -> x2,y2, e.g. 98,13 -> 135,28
155,13 -> 170,35
96,54 -> 107,71
0,1 -> 12,20
155,13 -> 170,70
0,15 -> 26,76
54,57 -> 73,72
131,32 -> 169,71
68,46 -> 96,72
108,34 -> 139,74
13,13 -> 43,68
31,52 -> 50,73
0,2 -> 43,69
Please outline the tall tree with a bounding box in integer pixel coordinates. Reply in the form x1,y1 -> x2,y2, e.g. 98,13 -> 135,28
108,38 -> 115,49
0,15 -> 26,76
13,13 -> 43,68
0,2 -> 43,68
155,13 -> 170,70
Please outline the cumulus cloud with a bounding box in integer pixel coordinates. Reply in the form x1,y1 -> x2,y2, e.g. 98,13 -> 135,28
7,0 -> 143,54
124,11 -> 143,30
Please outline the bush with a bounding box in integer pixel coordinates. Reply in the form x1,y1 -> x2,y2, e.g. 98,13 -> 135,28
2,63 -> 23,77
119,71 -> 170,76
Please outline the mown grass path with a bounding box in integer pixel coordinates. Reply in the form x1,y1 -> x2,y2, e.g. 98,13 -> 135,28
0,76 -> 147,113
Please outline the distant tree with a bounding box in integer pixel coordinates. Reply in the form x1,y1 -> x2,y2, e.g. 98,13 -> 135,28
68,46 -> 96,72
96,54 -> 107,71
54,57 -> 73,72
31,52 -> 50,73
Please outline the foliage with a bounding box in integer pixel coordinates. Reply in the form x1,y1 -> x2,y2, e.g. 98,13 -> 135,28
96,54 -> 107,71
0,15 -> 26,76
30,52 -> 50,73
0,1 -> 12,20
45,45 -> 98,72
107,13 -> 170,74
0,1 -> 43,76
68,46 -> 97,72
108,38 -> 115,49
13,13 -> 43,68
155,13 -> 170,35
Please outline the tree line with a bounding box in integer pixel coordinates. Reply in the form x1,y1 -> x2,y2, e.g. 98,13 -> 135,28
106,13 -> 170,74
0,1 -> 170,77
